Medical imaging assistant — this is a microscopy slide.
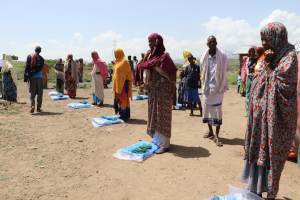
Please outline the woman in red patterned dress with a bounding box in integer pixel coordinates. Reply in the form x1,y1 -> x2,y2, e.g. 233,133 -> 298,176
240,22 -> 298,199
142,33 -> 177,154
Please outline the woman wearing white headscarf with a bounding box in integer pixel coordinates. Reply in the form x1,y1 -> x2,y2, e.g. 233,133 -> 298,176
64,54 -> 79,98
2,54 -> 17,102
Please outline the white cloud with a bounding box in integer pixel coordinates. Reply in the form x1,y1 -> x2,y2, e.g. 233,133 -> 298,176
73,32 -> 83,42
23,42 -> 41,49
49,39 -> 58,44
60,44 -> 67,48
92,31 -> 122,43
10,42 -> 16,45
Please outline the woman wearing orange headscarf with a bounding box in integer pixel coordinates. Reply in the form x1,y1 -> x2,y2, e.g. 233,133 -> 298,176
112,48 -> 132,120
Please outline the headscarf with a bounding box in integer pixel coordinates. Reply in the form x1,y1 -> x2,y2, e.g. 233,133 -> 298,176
142,33 -> 177,74
261,22 -> 295,67
112,48 -> 132,98
182,50 -> 199,68
241,56 -> 248,82
79,58 -> 83,65
64,54 -> 79,84
183,50 -> 191,63
30,53 -> 37,68
92,51 -> 108,82
2,54 -> 17,85
256,47 -> 264,61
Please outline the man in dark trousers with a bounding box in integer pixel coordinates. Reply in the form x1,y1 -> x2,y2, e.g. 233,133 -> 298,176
24,46 -> 45,113
184,54 -> 202,116
128,55 -> 134,80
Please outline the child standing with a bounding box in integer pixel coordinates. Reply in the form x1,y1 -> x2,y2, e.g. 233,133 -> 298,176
184,54 -> 202,116
235,71 -> 241,94
178,70 -> 187,109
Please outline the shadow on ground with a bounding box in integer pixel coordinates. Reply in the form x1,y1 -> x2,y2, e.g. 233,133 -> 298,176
220,138 -> 244,146
33,112 -> 63,116
125,118 -> 147,125
170,144 -> 210,158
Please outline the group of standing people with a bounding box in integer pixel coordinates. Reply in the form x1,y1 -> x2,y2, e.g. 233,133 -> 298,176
1,21 -> 299,200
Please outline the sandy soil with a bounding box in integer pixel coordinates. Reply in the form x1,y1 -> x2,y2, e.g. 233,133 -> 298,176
0,81 -> 299,200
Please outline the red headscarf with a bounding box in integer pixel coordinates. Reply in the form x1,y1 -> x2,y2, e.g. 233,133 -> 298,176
142,33 -> 177,74
92,51 -> 108,83
30,53 -> 37,68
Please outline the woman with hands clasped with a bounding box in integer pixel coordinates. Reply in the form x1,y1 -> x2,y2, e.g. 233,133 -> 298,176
240,22 -> 298,200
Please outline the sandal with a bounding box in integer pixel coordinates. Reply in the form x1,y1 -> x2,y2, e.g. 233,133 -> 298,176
155,148 -> 169,154
30,106 -> 35,113
37,108 -> 43,112
213,137 -> 223,147
190,113 -> 194,116
203,131 -> 213,138
92,102 -> 97,105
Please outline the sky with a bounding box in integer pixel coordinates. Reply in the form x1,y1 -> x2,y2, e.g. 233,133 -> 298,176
1,0 -> 300,63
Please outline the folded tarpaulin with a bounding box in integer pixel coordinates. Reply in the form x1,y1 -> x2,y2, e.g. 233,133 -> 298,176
113,141 -> 159,162
132,95 -> 148,100
68,103 -> 91,109
51,95 -> 70,100
92,116 -> 124,127
198,92 -> 202,95
48,91 -> 62,95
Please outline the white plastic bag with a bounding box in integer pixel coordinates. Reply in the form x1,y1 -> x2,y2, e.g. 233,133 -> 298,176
228,184 -> 263,200
205,184 -> 263,200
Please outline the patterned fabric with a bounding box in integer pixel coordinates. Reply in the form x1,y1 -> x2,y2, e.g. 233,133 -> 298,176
138,84 -> 148,95
114,80 -> 130,118
3,72 -> 17,102
147,69 -> 172,138
78,64 -> 83,83
65,63 -> 77,97
243,22 -> 298,198
245,77 -> 252,115
177,78 -> 186,104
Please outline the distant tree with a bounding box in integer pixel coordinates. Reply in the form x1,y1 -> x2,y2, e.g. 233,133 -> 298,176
107,63 -> 114,68
11,55 -> 18,60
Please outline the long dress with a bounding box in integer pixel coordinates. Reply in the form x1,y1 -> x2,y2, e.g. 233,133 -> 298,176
54,63 -> 64,93
78,64 -> 83,83
92,64 -> 104,103
3,71 -> 17,102
241,37 -> 297,197
113,80 -> 130,118
147,69 -> 172,148
65,63 -> 77,97
178,78 -> 186,105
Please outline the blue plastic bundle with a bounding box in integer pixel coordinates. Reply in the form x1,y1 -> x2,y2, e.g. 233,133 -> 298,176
92,116 -> 124,127
51,95 -> 70,100
68,103 -> 91,109
113,141 -> 159,162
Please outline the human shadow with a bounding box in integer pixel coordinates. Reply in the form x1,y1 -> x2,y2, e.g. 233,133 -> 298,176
17,102 -> 27,104
125,118 -> 147,125
101,104 -> 114,108
170,144 -> 210,158
74,97 -> 89,100
33,112 -> 63,116
286,157 -> 298,164
221,138 -> 244,146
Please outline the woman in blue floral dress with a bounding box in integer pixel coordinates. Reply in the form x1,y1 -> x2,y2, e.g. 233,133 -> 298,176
2,54 -> 17,102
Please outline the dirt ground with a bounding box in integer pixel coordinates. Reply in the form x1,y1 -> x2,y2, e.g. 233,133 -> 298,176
0,81 -> 299,200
